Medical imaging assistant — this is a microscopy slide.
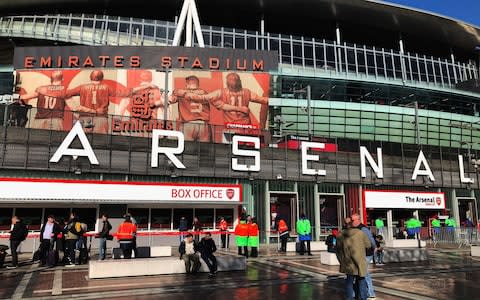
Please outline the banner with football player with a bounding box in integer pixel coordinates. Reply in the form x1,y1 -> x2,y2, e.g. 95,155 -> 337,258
15,69 -> 173,135
171,71 -> 270,143
14,69 -> 270,143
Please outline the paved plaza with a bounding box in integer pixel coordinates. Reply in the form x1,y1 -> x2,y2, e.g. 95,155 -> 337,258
0,247 -> 479,299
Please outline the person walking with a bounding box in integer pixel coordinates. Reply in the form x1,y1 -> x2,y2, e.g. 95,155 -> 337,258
116,215 -> 137,259
65,212 -> 83,267
7,216 -> 28,269
199,232 -> 218,277
247,216 -> 259,258
234,217 -> 249,257
351,213 -> 376,300
336,219 -> 372,300
98,213 -> 112,260
218,217 -> 229,249
277,218 -> 289,253
296,213 -> 312,256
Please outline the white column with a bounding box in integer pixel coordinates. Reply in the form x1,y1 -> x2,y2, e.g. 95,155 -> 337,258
387,209 -> 393,240
265,180 -> 270,245
452,189 -> 460,227
314,184 -> 320,241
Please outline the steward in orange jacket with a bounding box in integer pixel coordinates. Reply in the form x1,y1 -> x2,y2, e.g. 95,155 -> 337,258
219,217 -> 229,248
116,215 -> 137,259
277,219 -> 289,253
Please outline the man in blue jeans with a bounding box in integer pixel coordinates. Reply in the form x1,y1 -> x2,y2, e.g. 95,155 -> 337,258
351,213 -> 377,299
337,218 -> 371,300
98,213 -> 112,260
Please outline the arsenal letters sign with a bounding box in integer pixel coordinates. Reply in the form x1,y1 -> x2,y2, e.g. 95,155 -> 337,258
14,46 -> 278,72
364,190 -> 446,209
0,178 -> 242,203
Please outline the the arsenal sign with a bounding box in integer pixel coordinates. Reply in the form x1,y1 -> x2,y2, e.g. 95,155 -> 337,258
364,190 -> 446,209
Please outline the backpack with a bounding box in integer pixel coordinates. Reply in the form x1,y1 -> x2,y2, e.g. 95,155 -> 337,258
21,225 -> 29,241
69,222 -> 85,236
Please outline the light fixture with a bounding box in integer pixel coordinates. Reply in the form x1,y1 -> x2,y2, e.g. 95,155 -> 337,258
276,173 -> 283,180
74,167 -> 82,175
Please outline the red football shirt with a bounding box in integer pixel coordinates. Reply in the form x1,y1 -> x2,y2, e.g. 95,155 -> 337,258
35,84 -> 67,119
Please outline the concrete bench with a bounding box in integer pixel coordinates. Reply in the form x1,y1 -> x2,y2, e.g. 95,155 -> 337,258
89,255 -> 246,279
320,252 -> 339,265
383,248 -> 428,263
385,239 -> 426,248
150,246 -> 172,257
471,246 -> 480,257
286,241 -> 327,252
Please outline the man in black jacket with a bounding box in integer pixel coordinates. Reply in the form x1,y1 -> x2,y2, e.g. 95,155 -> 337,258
199,232 -> 217,277
7,216 -> 28,269
98,213 -> 112,260
39,215 -> 61,267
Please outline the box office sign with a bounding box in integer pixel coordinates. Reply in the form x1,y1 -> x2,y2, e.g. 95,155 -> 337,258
0,178 -> 242,203
364,190 -> 446,209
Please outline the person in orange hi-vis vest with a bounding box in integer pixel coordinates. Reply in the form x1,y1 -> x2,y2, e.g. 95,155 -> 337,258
277,219 -> 289,253
218,216 -> 229,249
247,216 -> 259,258
116,215 -> 137,259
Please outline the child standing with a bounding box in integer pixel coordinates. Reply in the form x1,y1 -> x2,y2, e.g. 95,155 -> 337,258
374,234 -> 385,265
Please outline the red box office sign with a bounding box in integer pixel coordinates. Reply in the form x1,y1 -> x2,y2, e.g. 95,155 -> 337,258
0,178 -> 242,203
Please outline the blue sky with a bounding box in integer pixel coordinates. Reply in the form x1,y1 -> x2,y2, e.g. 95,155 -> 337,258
384,0 -> 480,26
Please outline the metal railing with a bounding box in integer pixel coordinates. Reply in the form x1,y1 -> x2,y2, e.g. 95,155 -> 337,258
381,226 -> 479,248
0,14 -> 477,92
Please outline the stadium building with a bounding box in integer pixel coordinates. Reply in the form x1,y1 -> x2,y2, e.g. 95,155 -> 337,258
0,0 -> 479,245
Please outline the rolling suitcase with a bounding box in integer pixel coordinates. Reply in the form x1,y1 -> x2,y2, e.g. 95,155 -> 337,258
295,241 -> 302,253
47,249 -> 59,267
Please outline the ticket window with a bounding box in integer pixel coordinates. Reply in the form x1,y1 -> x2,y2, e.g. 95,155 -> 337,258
367,209 -> 388,229
44,208 -> 71,225
173,208 -> 193,230
72,208 -> 98,231
458,198 -> 478,227
0,208 -> 13,231
216,208 -> 234,229
127,208 -> 149,231
319,194 -> 344,234
151,209 -> 172,230
15,208 -> 42,231
194,209 -> 214,230
270,193 -> 297,233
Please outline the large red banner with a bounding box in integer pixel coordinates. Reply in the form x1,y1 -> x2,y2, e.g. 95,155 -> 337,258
14,69 -> 270,143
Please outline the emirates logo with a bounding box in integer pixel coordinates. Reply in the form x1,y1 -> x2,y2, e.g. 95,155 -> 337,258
226,189 -> 235,199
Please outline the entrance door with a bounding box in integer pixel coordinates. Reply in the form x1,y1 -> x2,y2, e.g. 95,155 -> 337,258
319,194 -> 344,234
270,193 -> 298,233
458,198 -> 478,226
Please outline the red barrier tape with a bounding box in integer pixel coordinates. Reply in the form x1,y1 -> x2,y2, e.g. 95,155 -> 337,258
0,230 -> 234,239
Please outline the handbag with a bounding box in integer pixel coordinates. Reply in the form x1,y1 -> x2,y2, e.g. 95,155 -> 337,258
106,234 -> 114,241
